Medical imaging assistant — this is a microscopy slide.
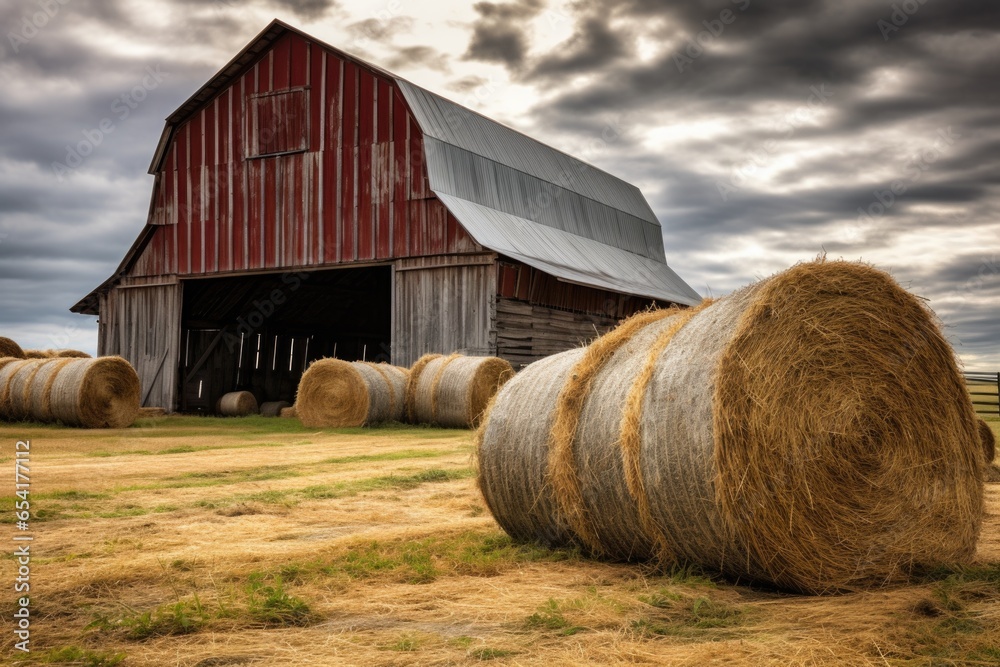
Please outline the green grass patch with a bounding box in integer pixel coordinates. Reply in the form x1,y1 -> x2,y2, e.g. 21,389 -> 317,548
524,599 -> 585,635
469,647 -> 519,660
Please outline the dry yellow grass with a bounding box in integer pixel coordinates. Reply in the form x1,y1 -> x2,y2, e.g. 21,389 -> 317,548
0,416 -> 998,666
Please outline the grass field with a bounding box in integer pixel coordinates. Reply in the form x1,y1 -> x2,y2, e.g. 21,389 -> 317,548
1,416 -> 998,666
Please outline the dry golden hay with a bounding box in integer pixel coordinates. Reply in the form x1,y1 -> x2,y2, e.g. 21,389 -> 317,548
980,419 -> 996,464
477,259 -> 984,594
0,337 -> 25,359
22,349 -> 53,359
405,353 -> 442,422
54,349 -> 92,358
260,400 -> 292,417
409,354 -> 515,428
279,405 -> 297,419
47,356 -> 141,428
0,357 -> 141,427
217,391 -> 259,417
295,359 -> 409,428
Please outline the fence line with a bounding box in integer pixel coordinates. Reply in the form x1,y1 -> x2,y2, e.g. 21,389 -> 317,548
964,371 -> 1000,417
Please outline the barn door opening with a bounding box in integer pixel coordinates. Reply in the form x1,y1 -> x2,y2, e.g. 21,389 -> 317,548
179,265 -> 392,414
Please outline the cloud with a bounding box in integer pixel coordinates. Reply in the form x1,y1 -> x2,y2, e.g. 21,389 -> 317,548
464,0 -> 545,68
385,45 -> 452,73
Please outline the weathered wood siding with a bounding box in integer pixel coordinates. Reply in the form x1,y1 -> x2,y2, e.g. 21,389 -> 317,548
128,31 -> 478,280
392,254 -> 496,366
98,282 -> 182,411
495,298 -> 617,368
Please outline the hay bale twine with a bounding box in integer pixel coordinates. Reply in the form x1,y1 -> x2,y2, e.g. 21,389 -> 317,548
23,350 -> 53,359
218,391 -> 258,417
408,354 -> 514,428
260,400 -> 292,417
980,419 -> 996,464
0,337 -> 25,359
46,357 -> 140,428
477,260 -> 984,594
296,359 -> 409,428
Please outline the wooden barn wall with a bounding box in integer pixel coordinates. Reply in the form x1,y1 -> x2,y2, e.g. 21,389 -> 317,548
98,283 -> 182,411
129,32 -> 478,280
495,299 -> 617,369
495,259 -> 669,368
392,254 -> 496,367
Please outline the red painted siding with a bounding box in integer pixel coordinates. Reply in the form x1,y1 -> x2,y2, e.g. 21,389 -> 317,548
129,33 -> 476,279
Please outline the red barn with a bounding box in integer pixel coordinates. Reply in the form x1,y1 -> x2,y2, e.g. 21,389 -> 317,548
72,20 -> 700,413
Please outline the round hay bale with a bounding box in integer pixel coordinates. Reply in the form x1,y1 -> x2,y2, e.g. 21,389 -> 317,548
405,353 -> 442,422
46,357 -> 140,428
980,419 -> 996,464
478,260 -> 984,594
54,349 -> 92,358
218,391 -> 259,417
27,358 -> 76,422
23,350 -> 53,359
260,400 -> 292,417
279,405 -> 297,419
0,337 -> 25,359
409,354 -> 514,428
296,359 -> 409,428
0,359 -> 33,419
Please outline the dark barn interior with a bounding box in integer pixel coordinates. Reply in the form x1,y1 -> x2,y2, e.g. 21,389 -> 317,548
179,266 -> 391,413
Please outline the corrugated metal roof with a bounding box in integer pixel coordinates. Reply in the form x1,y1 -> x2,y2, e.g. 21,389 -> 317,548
398,81 -> 658,225
422,138 -> 665,261
435,194 -> 702,305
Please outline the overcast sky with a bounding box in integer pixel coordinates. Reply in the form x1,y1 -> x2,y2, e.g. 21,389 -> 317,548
0,0 -> 997,367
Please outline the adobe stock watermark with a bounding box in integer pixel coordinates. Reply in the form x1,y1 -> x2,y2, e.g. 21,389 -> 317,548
846,126 -> 959,241
7,0 -> 70,54
877,0 -> 931,41
673,0 -> 752,73
223,272 -> 311,352
51,65 -> 168,181
716,84 -> 834,202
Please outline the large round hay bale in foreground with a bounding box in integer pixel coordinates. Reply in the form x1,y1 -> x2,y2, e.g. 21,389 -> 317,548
296,359 -> 408,428
408,354 -> 514,428
260,400 -> 291,417
0,338 -> 25,359
477,260 -> 984,594
217,391 -> 259,417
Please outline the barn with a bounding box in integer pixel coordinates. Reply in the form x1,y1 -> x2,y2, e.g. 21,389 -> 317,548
71,19 -> 700,413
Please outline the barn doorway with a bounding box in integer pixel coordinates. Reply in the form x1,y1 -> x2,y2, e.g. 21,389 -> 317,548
178,265 -> 392,414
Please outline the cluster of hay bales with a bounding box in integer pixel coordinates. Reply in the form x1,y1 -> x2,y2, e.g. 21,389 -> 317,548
296,360 -> 409,428
407,354 -> 514,428
260,400 -> 292,417
477,260 -> 986,594
291,354 -> 513,429
0,356 -> 140,428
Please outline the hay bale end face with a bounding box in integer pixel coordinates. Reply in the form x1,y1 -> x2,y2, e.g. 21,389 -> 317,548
478,260 -> 984,594
408,354 -> 514,428
217,391 -> 259,417
0,337 -> 25,359
296,359 -> 409,428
